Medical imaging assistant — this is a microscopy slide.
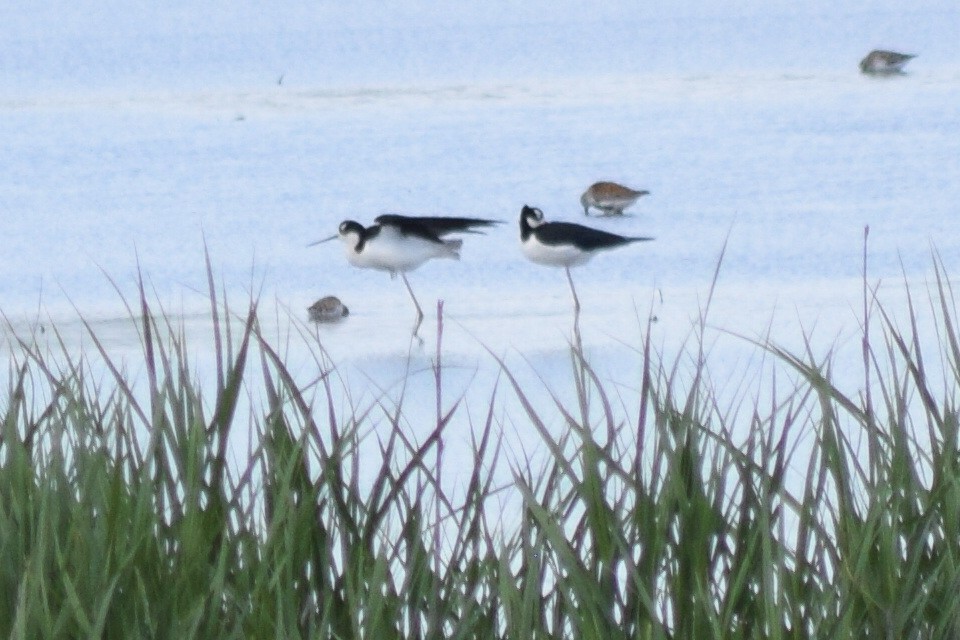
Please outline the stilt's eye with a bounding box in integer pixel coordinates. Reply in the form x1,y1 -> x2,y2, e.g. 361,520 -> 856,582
339,222 -> 349,233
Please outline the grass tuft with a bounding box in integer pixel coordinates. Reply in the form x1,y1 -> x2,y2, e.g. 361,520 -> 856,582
4,253 -> 960,637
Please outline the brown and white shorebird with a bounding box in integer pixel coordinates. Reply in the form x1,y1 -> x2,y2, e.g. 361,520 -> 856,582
580,181 -> 650,216
859,50 -> 916,75
308,296 -> 349,323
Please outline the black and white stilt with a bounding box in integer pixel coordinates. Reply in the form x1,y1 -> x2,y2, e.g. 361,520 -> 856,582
310,214 -> 500,333
518,204 -> 653,313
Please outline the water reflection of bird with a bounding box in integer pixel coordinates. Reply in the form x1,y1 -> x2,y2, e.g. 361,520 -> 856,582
518,205 -> 653,313
308,296 -> 349,323
860,50 -> 916,75
580,181 -> 650,216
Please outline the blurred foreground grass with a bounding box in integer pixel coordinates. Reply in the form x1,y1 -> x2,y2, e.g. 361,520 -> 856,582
4,257 -> 960,639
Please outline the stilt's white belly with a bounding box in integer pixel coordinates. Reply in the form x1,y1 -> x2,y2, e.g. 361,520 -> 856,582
521,237 -> 593,268
344,227 -> 459,273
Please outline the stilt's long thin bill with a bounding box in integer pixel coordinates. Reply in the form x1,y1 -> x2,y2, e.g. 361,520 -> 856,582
306,234 -> 338,247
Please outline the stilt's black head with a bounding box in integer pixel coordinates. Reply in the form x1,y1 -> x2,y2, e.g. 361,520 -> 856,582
519,205 -> 545,240
520,205 -> 545,228
336,220 -> 369,252
339,220 -> 365,236
520,205 -> 544,224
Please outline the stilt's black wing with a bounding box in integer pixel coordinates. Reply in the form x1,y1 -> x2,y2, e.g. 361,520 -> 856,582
371,215 -> 445,244
375,214 -> 502,237
536,221 -> 654,251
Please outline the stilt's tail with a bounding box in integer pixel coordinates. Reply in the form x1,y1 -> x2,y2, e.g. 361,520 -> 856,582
443,238 -> 463,259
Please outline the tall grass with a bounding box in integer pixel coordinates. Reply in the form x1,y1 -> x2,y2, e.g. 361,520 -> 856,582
3,254 -> 960,638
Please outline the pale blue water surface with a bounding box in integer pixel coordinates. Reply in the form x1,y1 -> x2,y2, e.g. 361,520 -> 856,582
2,0 -> 959,487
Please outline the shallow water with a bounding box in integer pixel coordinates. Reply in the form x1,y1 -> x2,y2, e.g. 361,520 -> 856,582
2,1 -> 960,482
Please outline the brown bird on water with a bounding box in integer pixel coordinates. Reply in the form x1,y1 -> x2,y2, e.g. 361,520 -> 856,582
859,50 -> 916,75
308,296 -> 349,323
580,181 -> 650,216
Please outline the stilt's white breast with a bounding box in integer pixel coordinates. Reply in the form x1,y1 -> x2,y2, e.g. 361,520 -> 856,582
521,234 -> 592,268
344,226 -> 459,273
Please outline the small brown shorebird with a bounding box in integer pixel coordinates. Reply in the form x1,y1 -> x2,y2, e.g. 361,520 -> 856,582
308,296 -> 349,323
580,181 -> 650,216
859,50 -> 916,75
